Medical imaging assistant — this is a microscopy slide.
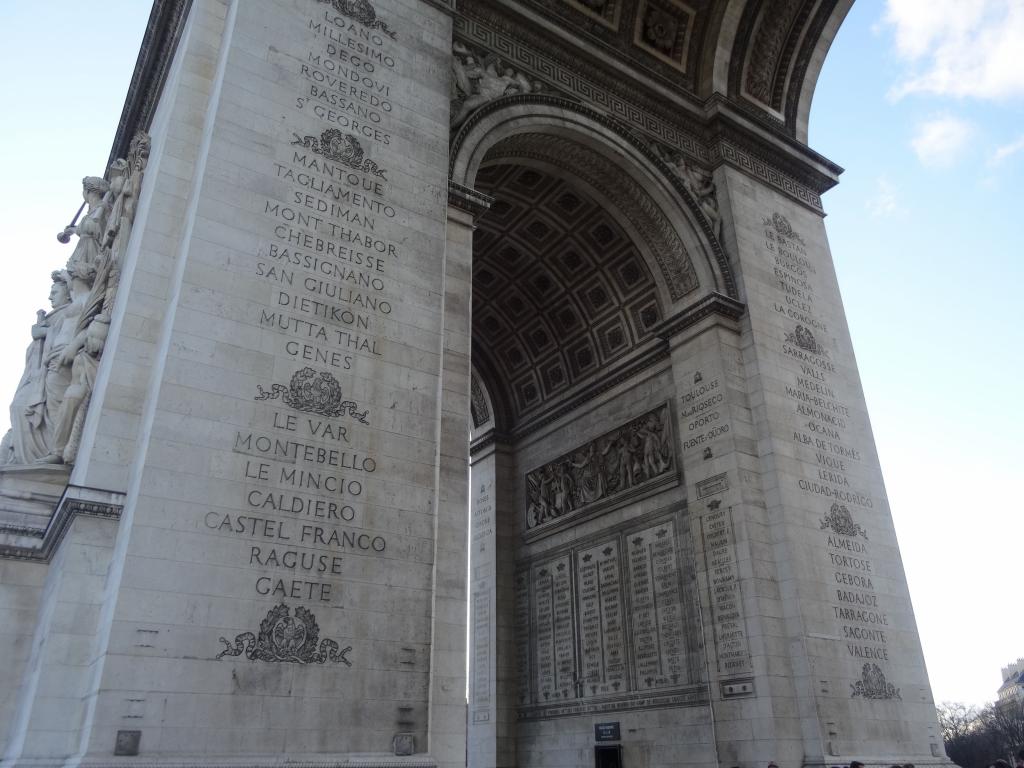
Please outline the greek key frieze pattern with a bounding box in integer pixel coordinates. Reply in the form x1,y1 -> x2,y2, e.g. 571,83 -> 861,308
453,15 -> 825,212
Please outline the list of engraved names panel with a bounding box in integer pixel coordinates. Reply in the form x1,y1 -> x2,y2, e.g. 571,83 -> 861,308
516,514 -> 695,715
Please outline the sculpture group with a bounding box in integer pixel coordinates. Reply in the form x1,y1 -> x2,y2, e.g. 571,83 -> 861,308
1,133 -> 150,467
526,405 -> 674,529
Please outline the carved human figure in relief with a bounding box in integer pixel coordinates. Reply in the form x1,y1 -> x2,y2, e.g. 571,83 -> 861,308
651,144 -> 722,239
62,176 -> 110,277
451,43 -> 539,128
605,434 -> 636,492
4,274 -> 74,465
41,315 -> 109,465
572,441 -> 607,504
99,133 -> 150,312
634,412 -> 670,480
556,460 -> 576,515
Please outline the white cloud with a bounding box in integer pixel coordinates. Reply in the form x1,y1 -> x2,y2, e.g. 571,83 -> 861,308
866,176 -> 900,217
989,134 -> 1024,165
884,0 -> 1024,100
910,115 -> 972,167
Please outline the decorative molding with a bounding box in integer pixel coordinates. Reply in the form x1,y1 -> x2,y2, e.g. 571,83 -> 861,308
453,12 -> 708,160
447,180 -> 494,219
784,0 -> 840,130
508,0 -> 698,92
109,0 -> 192,165
0,488 -> 123,562
0,523 -> 46,539
654,292 -> 746,341
743,0 -> 804,107
518,683 -> 709,720
469,429 -> 512,457
453,9 -> 839,212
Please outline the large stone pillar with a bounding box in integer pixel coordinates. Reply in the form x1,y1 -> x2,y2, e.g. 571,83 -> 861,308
706,161 -> 944,765
668,307 -> 805,768
468,436 -> 518,768
7,0 -> 465,765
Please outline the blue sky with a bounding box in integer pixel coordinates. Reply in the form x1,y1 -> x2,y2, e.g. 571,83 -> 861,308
811,0 -> 1024,706
0,1 -> 1019,707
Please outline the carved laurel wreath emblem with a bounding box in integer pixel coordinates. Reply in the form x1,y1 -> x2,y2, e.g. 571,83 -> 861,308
317,0 -> 396,39
255,367 -> 369,424
290,130 -> 387,180
785,324 -> 828,356
216,604 -> 352,665
850,663 -> 901,700
819,502 -> 867,540
765,211 -> 806,245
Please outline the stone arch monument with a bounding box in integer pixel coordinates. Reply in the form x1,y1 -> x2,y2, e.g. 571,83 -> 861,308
0,3 -> 948,768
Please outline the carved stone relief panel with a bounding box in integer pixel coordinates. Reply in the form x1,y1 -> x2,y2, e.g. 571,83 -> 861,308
524,402 -> 678,537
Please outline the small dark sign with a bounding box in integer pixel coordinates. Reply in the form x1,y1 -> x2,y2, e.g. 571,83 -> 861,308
595,722 -> 621,742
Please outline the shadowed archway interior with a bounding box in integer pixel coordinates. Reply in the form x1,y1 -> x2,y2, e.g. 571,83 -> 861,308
471,163 -> 664,428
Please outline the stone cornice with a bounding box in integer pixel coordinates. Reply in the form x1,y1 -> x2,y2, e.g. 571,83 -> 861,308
421,0 -> 455,13
447,181 -> 494,220
453,5 -> 841,213
0,487 -> 124,562
704,95 -> 842,202
109,0 -> 192,166
655,292 -> 746,341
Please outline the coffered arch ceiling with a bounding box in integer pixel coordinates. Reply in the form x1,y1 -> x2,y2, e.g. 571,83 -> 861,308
469,0 -> 852,141
472,163 -> 666,431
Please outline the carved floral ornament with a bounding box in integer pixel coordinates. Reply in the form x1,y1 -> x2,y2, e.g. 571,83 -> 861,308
256,367 -> 369,424
0,132 -> 151,468
216,604 -> 352,665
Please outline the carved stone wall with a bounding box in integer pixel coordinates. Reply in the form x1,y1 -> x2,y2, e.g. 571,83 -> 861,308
515,510 -> 705,720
